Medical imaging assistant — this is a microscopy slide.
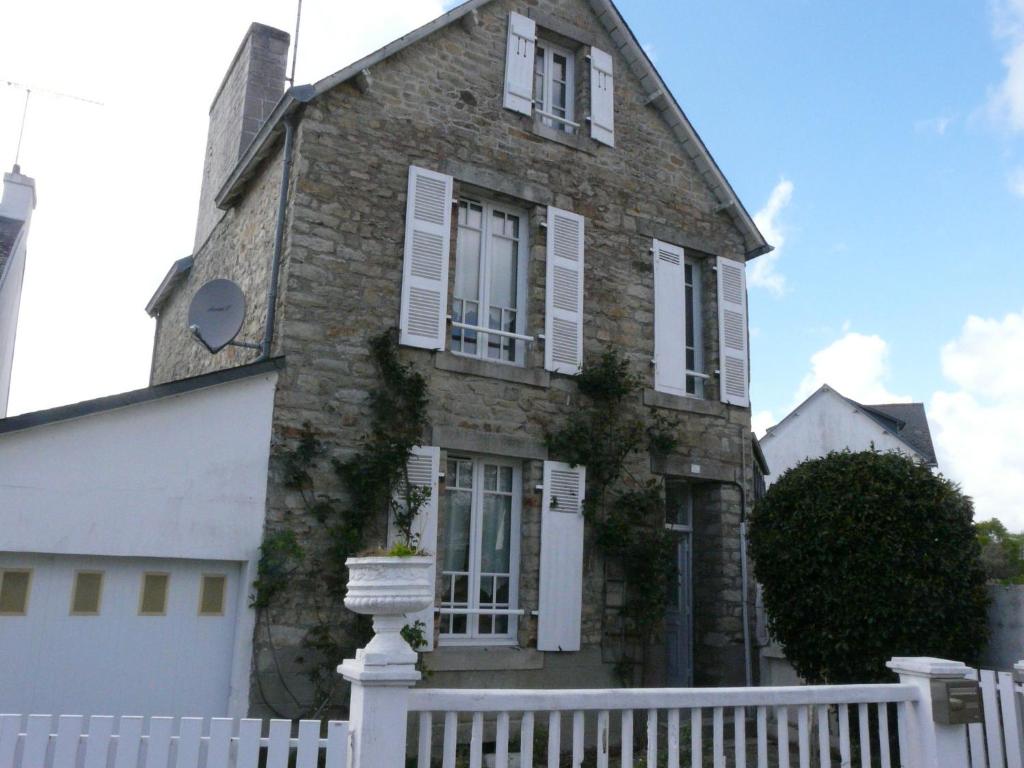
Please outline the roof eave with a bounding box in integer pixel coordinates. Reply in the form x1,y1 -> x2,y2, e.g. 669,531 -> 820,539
145,256 -> 193,317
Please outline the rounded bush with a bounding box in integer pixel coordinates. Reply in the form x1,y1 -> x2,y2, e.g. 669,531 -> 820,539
750,449 -> 988,683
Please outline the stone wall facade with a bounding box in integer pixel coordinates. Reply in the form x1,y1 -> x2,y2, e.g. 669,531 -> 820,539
151,0 -> 759,715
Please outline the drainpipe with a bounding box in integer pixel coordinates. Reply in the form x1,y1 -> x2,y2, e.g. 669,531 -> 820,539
258,113 -> 298,361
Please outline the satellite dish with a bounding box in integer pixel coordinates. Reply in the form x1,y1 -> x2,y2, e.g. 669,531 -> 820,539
188,279 -> 246,353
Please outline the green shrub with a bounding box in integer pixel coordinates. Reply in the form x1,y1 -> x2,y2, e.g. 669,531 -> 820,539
750,449 -> 988,683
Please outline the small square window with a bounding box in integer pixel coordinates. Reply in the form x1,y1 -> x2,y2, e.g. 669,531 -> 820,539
199,574 -> 226,616
139,573 -> 169,615
71,571 -> 103,615
0,569 -> 31,615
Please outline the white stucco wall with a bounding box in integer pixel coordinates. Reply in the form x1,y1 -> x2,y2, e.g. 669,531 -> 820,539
0,372 -> 277,561
760,387 -> 923,486
0,227 -> 27,416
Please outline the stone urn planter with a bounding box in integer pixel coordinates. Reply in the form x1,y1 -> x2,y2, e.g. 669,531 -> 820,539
343,555 -> 434,667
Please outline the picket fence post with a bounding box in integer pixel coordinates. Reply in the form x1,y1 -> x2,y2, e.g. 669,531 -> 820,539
887,657 -> 972,768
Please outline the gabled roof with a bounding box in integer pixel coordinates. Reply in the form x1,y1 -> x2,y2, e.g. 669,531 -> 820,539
215,0 -> 770,259
764,384 -> 938,467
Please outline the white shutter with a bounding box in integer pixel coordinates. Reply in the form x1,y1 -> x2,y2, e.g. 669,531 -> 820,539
399,166 -> 453,350
589,47 -> 615,147
503,12 -> 536,115
717,256 -> 749,407
544,207 -> 585,374
387,445 -> 440,651
537,460 -> 586,652
653,240 -> 687,396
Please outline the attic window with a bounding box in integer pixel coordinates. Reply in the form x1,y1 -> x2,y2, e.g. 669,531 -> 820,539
534,42 -> 576,133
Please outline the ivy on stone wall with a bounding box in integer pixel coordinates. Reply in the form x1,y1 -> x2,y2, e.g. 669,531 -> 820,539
545,349 -> 680,685
251,329 -> 430,717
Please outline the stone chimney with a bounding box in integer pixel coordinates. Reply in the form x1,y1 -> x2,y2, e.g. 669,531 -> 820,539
0,165 -> 37,417
193,23 -> 290,251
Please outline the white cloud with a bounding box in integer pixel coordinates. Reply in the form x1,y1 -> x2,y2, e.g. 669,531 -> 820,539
1010,166 -> 1024,197
749,179 -> 793,296
793,332 -> 910,405
914,116 -> 953,136
987,0 -> 1024,131
930,309 -> 1024,530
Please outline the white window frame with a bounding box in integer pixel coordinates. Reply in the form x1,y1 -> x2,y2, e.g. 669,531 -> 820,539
684,256 -> 707,398
439,454 -> 522,647
534,41 -> 577,132
450,198 -> 530,366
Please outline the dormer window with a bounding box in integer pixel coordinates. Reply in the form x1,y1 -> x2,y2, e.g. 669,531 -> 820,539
534,42 -> 576,133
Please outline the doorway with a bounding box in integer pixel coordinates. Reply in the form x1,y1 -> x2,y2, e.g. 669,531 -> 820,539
664,479 -> 693,687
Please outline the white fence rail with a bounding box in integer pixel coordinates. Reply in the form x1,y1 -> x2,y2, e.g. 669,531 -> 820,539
0,716 -> 349,768
969,668 -> 1024,768
408,684 -> 916,768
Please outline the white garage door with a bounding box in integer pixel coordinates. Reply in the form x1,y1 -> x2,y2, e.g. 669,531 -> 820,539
0,553 -> 244,718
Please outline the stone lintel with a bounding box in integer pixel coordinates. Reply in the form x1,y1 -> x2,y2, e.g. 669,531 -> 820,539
441,160 -> 554,207
651,453 -> 736,483
432,426 -> 548,461
636,218 -> 719,257
527,9 -> 598,49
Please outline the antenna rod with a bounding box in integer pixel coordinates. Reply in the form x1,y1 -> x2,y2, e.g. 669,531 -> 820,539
14,89 -> 29,168
288,0 -> 303,85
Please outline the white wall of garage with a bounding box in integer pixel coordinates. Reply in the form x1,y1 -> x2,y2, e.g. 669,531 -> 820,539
0,369 -> 278,717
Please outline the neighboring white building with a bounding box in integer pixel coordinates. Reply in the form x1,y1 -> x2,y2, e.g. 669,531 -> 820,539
0,360 -> 280,718
760,383 -> 937,487
755,383 -> 937,685
0,165 -> 36,417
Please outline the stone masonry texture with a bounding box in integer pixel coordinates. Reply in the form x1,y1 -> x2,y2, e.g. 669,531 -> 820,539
151,0 -> 758,715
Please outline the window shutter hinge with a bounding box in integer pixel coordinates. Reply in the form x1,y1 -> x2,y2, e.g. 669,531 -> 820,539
539,220 -> 547,229
535,485 -> 544,492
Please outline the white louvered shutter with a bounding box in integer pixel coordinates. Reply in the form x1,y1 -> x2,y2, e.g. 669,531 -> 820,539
653,240 -> 687,396
387,445 -> 440,650
544,207 -> 585,374
503,12 -> 536,115
589,47 -> 615,147
537,460 -> 586,652
717,256 -> 749,407
399,166 -> 453,350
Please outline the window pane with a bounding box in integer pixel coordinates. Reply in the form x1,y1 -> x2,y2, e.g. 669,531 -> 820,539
71,572 -> 103,615
455,228 -> 481,300
443,489 -> 472,573
480,492 -> 512,573
552,54 -> 566,83
0,570 -> 30,614
489,230 -> 517,309
534,47 -> 546,106
139,573 -> 169,615
665,481 -> 692,527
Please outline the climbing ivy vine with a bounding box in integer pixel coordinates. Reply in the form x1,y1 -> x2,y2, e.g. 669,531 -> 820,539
545,349 -> 680,685
251,329 -> 430,717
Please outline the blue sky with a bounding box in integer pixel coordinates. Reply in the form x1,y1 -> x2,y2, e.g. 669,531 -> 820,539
2,0 -> 1021,527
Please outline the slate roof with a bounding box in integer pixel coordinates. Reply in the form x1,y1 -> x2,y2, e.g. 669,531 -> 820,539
855,401 -> 938,467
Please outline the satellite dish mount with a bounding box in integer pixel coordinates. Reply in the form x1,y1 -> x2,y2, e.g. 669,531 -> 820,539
187,279 -> 259,354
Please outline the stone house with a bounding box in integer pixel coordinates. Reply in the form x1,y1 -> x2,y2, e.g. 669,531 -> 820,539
146,0 -> 771,714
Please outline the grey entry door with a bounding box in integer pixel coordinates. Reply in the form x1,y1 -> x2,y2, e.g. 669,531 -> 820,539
665,480 -> 693,687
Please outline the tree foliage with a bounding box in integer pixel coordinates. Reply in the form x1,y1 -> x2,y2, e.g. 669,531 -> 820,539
975,518 -> 1024,584
750,449 -> 989,684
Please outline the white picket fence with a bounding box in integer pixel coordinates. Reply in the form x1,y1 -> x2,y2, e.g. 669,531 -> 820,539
2,662 -> 1021,768
409,684 -> 914,768
969,668 -> 1024,768
0,716 -> 349,768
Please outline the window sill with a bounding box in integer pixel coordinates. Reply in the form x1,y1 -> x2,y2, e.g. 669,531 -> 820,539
643,388 -> 727,418
530,116 -> 595,153
424,646 -> 544,672
436,353 -> 550,388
